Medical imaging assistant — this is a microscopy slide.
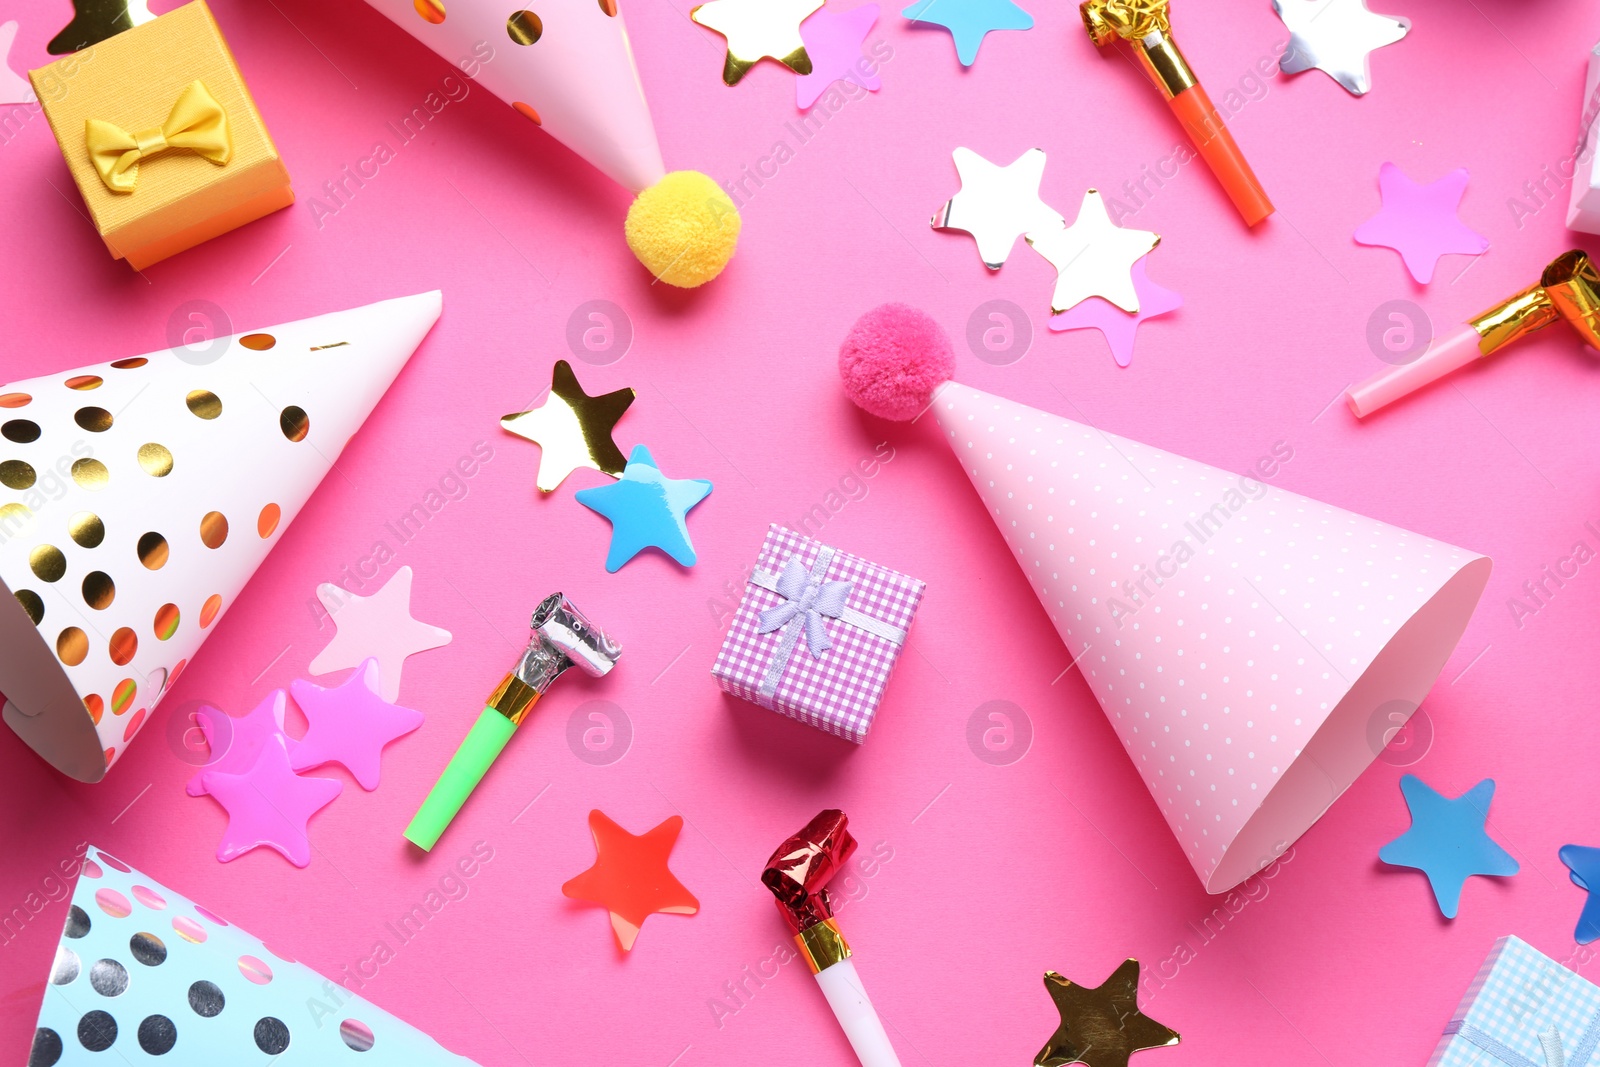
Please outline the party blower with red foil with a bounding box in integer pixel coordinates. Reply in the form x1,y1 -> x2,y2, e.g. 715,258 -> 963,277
1080,0 -> 1273,228
763,810 -> 903,1067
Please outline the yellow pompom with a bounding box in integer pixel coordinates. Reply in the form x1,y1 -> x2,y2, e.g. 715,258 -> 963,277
625,171 -> 740,288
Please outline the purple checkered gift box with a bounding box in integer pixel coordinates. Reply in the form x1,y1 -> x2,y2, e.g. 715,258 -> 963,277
711,525 -> 924,743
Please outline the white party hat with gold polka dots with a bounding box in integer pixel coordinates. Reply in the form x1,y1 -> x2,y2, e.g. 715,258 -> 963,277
28,844 -> 480,1063
840,305 -> 1493,894
0,291 -> 442,783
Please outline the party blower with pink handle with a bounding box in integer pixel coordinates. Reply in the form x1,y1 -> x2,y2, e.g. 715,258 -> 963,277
1347,249 -> 1600,417
838,304 -> 1493,893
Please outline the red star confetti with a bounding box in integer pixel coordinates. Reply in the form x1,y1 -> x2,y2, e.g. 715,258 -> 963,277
561,810 -> 700,950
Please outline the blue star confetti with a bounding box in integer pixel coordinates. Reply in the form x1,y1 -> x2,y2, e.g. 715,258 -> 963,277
575,445 -> 713,572
901,0 -> 1031,67
1560,845 -> 1600,945
1378,774 -> 1518,919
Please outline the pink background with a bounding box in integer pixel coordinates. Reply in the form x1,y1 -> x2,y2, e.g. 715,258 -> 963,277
2,0 -> 1599,1063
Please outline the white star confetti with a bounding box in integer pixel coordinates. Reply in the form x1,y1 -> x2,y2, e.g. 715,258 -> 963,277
931,147 -> 1065,270
1025,189 -> 1159,315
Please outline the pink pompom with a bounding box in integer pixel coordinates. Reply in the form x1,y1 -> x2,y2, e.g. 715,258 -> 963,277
838,304 -> 955,421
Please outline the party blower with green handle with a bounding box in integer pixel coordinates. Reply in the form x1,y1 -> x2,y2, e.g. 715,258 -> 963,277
404,593 -> 622,850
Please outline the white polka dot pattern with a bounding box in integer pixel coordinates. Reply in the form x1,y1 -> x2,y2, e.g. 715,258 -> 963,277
932,382 -> 1488,888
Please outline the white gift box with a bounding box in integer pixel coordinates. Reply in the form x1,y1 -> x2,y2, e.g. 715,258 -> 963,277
1567,41 -> 1600,235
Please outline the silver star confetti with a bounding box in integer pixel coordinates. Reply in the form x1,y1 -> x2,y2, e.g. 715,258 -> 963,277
932,147 -> 1065,270
1025,189 -> 1158,315
1273,0 -> 1410,97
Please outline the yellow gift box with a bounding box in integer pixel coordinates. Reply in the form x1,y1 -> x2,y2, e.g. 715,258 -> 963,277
29,0 -> 292,270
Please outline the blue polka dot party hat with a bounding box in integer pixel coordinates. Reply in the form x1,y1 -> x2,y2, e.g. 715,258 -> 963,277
26,845 -> 478,1064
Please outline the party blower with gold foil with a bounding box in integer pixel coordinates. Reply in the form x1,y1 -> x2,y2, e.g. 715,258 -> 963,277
1079,0 -> 1273,228
1347,250 -> 1600,417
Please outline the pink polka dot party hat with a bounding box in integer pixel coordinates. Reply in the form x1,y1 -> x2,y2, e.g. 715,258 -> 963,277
840,303 -> 1493,892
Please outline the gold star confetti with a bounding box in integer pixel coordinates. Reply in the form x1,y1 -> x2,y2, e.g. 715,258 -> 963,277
1035,960 -> 1179,1067
691,0 -> 823,85
47,0 -> 155,55
501,360 -> 635,493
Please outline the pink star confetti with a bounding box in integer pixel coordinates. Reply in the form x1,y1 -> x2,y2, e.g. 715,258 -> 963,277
289,658 -> 424,791
0,22 -> 33,105
796,3 -> 881,110
1048,256 -> 1182,367
308,565 -> 452,702
202,735 -> 342,868
184,690 -> 297,798
1353,162 -> 1488,284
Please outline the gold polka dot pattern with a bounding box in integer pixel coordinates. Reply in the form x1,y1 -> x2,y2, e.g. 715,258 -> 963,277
14,588 -> 43,624
1,419 -> 40,443
200,512 -> 228,549
74,407 -> 113,433
280,406 -> 309,442
69,512 -> 104,548
57,627 -> 88,666
507,9 -> 543,43
30,544 -> 65,582
185,391 -> 222,420
1,459 -> 36,489
137,443 -> 173,477
137,532 -> 169,570
72,458 -> 109,490
82,571 -> 115,610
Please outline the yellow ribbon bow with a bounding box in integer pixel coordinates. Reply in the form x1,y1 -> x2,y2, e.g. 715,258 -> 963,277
85,80 -> 232,194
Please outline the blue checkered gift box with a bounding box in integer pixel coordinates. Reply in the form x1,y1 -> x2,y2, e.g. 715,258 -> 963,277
1430,937 -> 1600,1067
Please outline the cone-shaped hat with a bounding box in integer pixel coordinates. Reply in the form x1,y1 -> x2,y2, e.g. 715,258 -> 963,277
932,381 -> 1491,892
0,292 -> 441,782
366,0 -> 666,193
29,844 -> 480,1062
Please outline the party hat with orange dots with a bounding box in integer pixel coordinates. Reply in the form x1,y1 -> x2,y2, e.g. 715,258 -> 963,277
0,291 -> 441,782
362,0 -> 741,288
372,0 -> 662,194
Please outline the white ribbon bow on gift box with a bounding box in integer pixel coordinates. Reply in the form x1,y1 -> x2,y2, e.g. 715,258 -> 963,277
749,547 -> 906,706
1542,1028 -> 1568,1067
757,556 -> 853,655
